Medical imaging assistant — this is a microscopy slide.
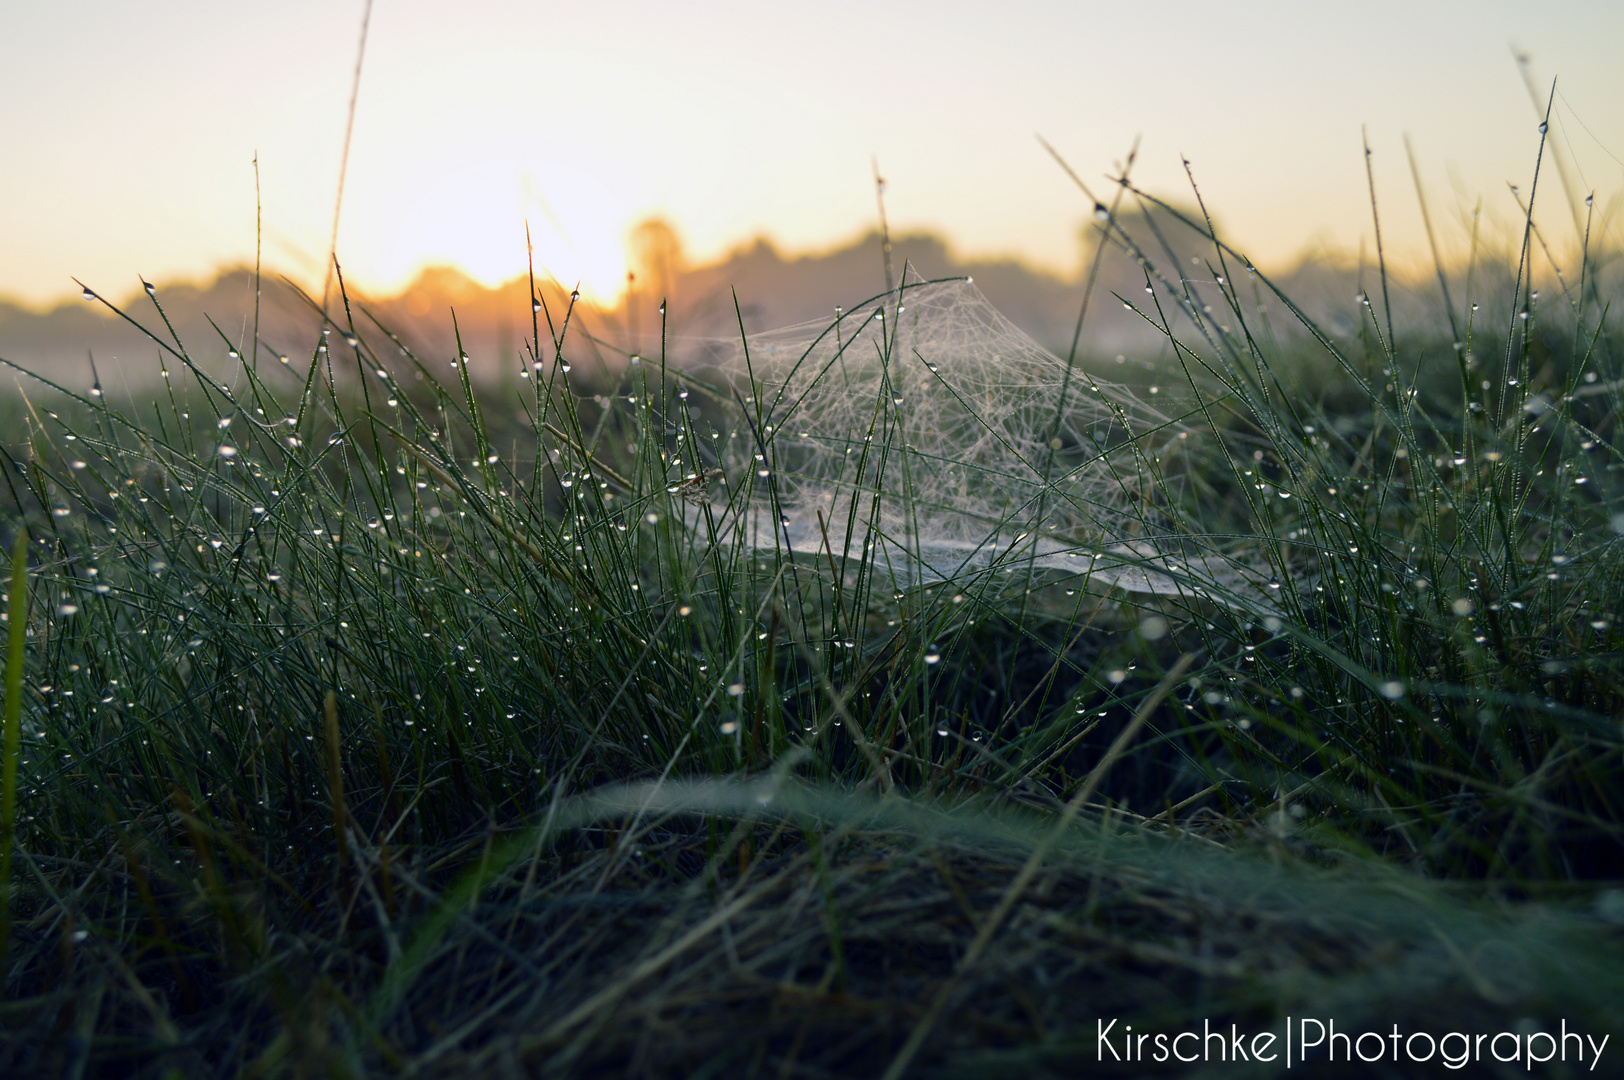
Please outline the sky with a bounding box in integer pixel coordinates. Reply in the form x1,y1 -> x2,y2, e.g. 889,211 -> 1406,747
4,0 -> 1623,309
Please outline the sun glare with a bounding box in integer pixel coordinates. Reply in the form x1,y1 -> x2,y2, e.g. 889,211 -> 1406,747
339,158 -> 635,306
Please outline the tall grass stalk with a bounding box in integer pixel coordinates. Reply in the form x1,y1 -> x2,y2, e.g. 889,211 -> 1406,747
0,529 -> 27,960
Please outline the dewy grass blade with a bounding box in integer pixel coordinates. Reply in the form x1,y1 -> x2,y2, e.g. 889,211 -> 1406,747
0,529 -> 28,960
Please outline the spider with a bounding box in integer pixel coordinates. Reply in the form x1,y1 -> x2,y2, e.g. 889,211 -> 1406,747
672,468 -> 724,505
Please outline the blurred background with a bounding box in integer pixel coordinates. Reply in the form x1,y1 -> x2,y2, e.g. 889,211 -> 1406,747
3,0 -> 1622,376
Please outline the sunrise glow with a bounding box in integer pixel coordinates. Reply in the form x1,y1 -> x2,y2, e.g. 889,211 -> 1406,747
3,1 -> 1623,309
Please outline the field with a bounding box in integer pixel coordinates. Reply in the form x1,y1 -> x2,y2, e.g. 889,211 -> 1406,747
2,151 -> 1623,1078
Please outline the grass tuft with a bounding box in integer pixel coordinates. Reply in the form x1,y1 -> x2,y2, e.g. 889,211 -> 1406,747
0,124 -> 1621,1075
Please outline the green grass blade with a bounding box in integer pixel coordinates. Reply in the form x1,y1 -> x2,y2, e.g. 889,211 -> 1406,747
0,529 -> 28,960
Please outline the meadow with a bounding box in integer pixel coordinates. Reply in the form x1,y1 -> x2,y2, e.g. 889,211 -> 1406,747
1,136 -> 1622,1078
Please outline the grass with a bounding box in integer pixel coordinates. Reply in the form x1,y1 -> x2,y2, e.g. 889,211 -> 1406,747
0,124 -> 1622,1077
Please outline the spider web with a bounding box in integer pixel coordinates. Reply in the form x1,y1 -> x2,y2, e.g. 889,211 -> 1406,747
701,275 -> 1277,606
